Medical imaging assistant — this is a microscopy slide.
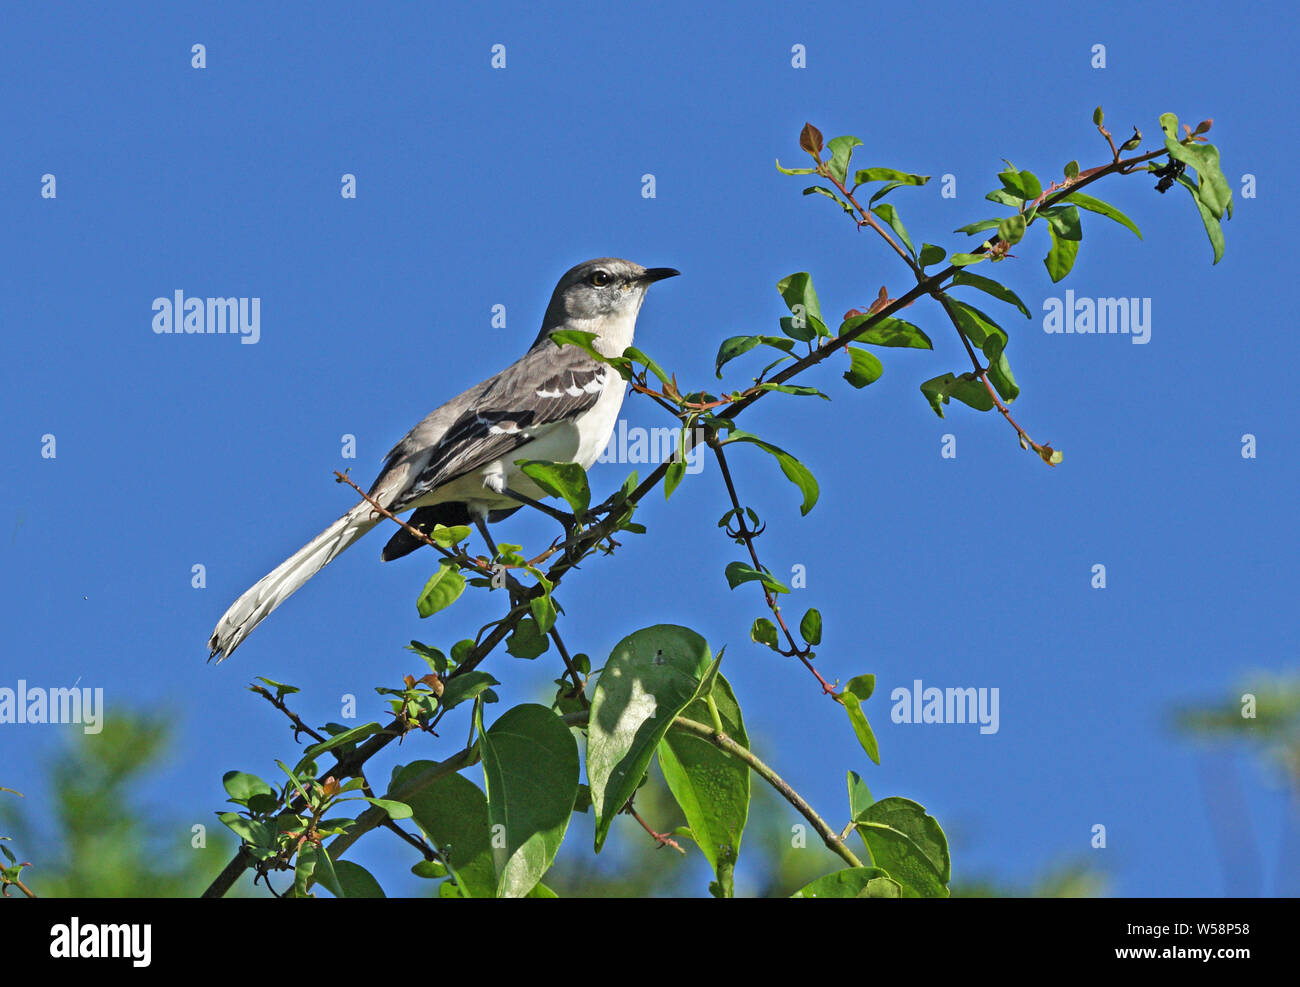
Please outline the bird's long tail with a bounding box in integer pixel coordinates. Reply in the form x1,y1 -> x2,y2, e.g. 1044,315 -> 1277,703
208,502 -> 379,661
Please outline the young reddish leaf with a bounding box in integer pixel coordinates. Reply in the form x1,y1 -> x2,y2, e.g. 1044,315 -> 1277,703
799,122 -> 824,155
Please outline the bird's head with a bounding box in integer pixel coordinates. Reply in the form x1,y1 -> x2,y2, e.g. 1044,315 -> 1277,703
539,258 -> 679,349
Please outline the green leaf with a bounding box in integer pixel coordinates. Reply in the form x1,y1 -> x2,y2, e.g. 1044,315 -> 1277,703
714,334 -> 796,378
1092,105 -> 1104,126
428,524 -> 471,548
998,167 -> 1042,200
657,674 -> 750,895
946,299 -> 1005,349
839,314 -> 933,350
300,723 -> 384,761
253,676 -> 299,699
799,609 -> 822,646
792,867 -> 901,898
417,562 -> 466,618
981,333 -> 1020,402
844,673 -> 874,702
867,180 -> 909,206
217,812 -> 276,850
1044,224 -> 1080,282
722,429 -> 819,515
803,185 -> 853,213
1174,172 -> 1225,264
918,243 -> 946,267
844,347 -> 884,389
1162,127 -> 1232,220
949,299 -> 1016,402
756,382 -> 829,399
853,167 -> 929,188
408,641 -> 449,676
507,617 -> 550,659
841,674 -> 879,764
847,770 -> 874,820
530,595 -> 557,635
954,218 -> 1002,235
274,759 -> 313,805
724,562 -> 789,595
825,135 -> 863,184
587,625 -> 716,851
411,859 -> 447,880
1043,203 -> 1082,241
871,203 -> 915,256
776,273 -> 827,340
920,372 -> 994,417
1063,192 -> 1142,239
439,670 -> 501,711
331,858 -> 386,898
750,618 -> 780,650
775,158 -> 817,176
481,703 -> 580,897
698,649 -> 724,699
549,330 -> 631,378
997,214 -> 1026,245
985,188 -> 1024,207
395,763 -> 496,898
854,797 -> 951,898
222,771 -> 275,805
920,374 -> 950,417
779,317 -> 819,342
518,461 -> 590,514
623,346 -> 670,387
664,459 -> 686,501
949,252 -> 987,267
362,797 -> 413,821
294,842 -> 321,897
1064,159 -> 1079,179
950,272 -> 1031,319
986,353 -> 1019,403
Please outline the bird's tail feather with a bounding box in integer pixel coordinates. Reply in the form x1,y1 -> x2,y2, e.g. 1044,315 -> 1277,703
208,502 -> 379,661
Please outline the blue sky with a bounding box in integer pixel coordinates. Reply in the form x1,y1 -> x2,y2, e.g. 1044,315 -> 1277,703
2,1 -> 1295,897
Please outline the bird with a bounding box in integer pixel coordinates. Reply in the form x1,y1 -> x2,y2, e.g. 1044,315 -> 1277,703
207,258 -> 679,661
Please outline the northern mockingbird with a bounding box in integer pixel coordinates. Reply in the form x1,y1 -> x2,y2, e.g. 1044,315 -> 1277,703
208,258 -> 679,661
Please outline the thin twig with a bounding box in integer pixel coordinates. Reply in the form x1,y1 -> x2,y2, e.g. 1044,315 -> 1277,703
250,685 -> 327,743
548,625 -> 588,705
710,439 -> 835,695
670,716 -> 863,868
624,798 -> 685,854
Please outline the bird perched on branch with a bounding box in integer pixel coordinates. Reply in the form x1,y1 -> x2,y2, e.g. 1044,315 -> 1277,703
207,258 -> 679,661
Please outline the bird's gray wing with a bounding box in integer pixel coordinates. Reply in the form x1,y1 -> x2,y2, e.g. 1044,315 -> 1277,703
380,341 -> 612,513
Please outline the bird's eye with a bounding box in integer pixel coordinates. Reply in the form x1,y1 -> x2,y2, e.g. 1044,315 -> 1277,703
590,270 -> 613,287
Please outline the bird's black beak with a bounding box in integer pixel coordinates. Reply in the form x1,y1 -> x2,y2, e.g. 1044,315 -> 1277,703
639,267 -> 680,284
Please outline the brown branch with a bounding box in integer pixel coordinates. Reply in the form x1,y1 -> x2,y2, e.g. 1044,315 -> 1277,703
827,170 -> 922,277
548,625 -> 589,706
250,685 -> 327,744
624,798 -> 685,854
